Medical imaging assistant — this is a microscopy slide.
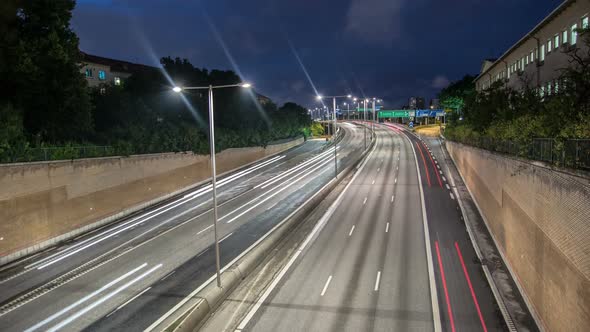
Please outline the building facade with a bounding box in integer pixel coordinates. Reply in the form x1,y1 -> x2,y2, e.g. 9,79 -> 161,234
80,52 -> 157,88
475,0 -> 589,95
409,96 -> 425,109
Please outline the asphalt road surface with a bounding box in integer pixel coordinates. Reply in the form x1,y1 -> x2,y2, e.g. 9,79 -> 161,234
0,123 -> 365,332
237,123 -> 505,332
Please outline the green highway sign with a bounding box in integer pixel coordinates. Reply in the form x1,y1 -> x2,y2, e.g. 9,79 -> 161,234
378,110 -> 414,118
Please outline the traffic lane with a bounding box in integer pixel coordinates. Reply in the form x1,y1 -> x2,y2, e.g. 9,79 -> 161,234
0,141 -> 321,299
8,128 -> 366,330
398,129 -> 504,331
4,150 -> 341,332
245,127 -> 434,331
0,127 -> 362,301
242,127 -> 388,331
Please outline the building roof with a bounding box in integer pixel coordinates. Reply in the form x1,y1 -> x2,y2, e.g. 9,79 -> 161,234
81,51 -> 159,73
475,0 -> 575,82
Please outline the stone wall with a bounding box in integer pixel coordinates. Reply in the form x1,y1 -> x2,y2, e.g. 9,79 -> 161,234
446,141 -> 590,332
0,138 -> 303,265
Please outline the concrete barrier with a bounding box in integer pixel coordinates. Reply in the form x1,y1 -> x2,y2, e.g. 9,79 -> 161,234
446,141 -> 590,332
0,138 -> 304,266
160,126 -> 374,332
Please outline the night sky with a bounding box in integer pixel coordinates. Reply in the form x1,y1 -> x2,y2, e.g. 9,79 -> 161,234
72,0 -> 562,108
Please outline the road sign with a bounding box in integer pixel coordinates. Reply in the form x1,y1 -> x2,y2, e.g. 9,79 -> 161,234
377,110 -> 418,118
356,106 -> 382,112
409,122 -> 414,128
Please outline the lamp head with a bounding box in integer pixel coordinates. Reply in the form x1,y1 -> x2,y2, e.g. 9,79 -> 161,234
172,86 -> 182,93
316,95 -> 323,100
241,82 -> 252,88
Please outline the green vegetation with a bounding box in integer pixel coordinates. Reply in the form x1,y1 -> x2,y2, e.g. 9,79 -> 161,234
441,28 -> 590,153
0,1 -> 314,162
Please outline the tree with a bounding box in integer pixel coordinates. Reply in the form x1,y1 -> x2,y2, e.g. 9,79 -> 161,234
7,0 -> 93,142
437,75 -> 476,111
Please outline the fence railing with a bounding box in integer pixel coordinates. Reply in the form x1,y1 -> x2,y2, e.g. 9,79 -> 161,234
452,137 -> 590,171
1,146 -> 115,163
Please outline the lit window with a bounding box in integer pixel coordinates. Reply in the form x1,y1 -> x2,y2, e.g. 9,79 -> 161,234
555,80 -> 559,93
540,85 -> 545,97
521,57 -> 525,69
114,77 -> 121,86
541,44 -> 546,61
547,39 -> 552,53
98,70 -> 106,80
530,50 -> 534,62
99,87 -> 106,95
525,55 -> 529,65
562,30 -> 568,44
583,16 -> 589,29
547,82 -> 552,95
554,35 -> 559,50
85,68 -> 93,77
571,23 -> 578,45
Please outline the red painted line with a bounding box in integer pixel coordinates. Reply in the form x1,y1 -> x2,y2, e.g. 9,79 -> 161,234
435,241 -> 456,332
455,242 -> 488,332
421,141 -> 443,187
415,141 -> 431,187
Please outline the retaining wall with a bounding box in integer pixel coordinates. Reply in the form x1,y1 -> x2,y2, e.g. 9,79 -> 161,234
446,141 -> 590,332
0,138 -> 304,265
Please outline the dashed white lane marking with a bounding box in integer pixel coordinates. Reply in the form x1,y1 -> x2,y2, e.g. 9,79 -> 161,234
114,286 -> 152,312
385,223 -> 390,233
395,178 -> 397,184
439,170 -> 443,175
372,180 -> 375,185
349,225 -> 355,237
396,166 -> 399,171
446,184 -> 450,190
219,232 -> 233,243
450,193 -> 455,200
196,224 -> 213,236
442,176 -> 447,182
321,275 -> 333,296
391,195 -> 394,203
363,197 -> 367,205
374,271 -> 382,291
437,164 -> 441,169
377,167 -> 380,172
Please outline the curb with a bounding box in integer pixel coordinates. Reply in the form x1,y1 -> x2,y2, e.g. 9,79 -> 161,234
161,124 -> 374,332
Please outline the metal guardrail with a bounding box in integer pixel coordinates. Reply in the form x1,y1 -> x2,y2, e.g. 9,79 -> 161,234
456,137 -> 590,171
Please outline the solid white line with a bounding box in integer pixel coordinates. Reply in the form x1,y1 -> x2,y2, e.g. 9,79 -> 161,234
450,193 -> 455,200
161,271 -> 175,281
234,134 -> 377,331
385,223 -> 389,233
400,130 -> 442,332
320,275 -> 333,296
446,184 -> 451,190
348,225 -> 355,237
374,271 -> 381,291
196,224 -> 213,235
219,232 -> 233,243
363,197 -> 367,205
24,264 -> 147,332
47,264 -> 162,332
115,286 -> 151,311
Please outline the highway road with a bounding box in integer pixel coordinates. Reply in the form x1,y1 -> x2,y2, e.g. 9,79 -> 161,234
236,123 -> 505,331
0,123 -> 365,332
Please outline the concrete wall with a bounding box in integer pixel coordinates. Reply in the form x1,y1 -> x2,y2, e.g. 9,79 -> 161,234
0,138 -> 303,265
446,141 -> 590,332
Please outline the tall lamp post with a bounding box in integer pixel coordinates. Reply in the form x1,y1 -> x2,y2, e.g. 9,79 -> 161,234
317,94 -> 352,178
173,82 -> 252,288
370,98 -> 382,134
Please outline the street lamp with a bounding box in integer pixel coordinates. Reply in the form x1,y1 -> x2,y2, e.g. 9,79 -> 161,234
316,94 -> 352,178
172,81 -> 252,288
